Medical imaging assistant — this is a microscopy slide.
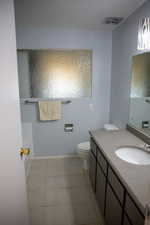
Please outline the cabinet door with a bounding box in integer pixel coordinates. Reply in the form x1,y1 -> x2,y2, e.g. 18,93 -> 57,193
89,152 -> 96,192
125,194 -> 144,225
123,215 -> 131,225
97,149 -> 107,175
96,164 -> 106,216
105,184 -> 122,225
90,138 -> 97,157
108,167 -> 124,205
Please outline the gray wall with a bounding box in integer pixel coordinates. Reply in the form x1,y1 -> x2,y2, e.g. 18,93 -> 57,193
110,0 -> 150,128
16,28 -> 112,156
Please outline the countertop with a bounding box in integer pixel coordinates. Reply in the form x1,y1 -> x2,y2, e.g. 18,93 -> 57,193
90,129 -> 150,214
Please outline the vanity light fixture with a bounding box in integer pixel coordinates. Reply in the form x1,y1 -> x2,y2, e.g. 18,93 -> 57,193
137,17 -> 150,50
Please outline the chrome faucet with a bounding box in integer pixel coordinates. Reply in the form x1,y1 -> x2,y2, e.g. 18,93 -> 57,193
144,143 -> 150,152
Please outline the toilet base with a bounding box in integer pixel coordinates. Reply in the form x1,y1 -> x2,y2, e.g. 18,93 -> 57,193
82,158 -> 89,170
76,141 -> 90,170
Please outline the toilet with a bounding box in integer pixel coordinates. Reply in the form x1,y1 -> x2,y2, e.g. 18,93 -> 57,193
77,141 -> 90,170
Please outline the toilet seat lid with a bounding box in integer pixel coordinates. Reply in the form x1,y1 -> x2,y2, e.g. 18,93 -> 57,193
77,141 -> 90,151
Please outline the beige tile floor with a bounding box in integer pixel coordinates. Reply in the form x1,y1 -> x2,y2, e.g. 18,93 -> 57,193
26,157 -> 104,225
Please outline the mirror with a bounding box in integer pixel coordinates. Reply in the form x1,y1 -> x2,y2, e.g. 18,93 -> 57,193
129,52 -> 150,136
17,49 -> 92,99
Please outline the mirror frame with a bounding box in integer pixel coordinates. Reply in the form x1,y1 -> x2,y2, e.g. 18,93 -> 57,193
127,51 -> 150,143
127,124 -> 150,144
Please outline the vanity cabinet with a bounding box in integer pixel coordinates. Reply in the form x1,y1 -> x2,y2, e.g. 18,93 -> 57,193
89,141 -> 97,192
123,215 -> 131,225
97,148 -> 107,175
108,167 -> 124,204
105,184 -> 122,225
124,194 -> 144,225
105,166 -> 124,225
90,138 -> 97,157
96,163 -> 106,216
89,137 -> 145,225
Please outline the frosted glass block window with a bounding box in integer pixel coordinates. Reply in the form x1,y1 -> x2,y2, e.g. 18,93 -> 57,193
137,18 -> 150,50
18,49 -> 92,98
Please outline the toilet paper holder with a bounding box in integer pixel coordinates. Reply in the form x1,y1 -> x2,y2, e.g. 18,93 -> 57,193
64,124 -> 73,132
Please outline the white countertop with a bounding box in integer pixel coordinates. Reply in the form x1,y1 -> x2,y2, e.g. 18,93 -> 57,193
90,129 -> 150,214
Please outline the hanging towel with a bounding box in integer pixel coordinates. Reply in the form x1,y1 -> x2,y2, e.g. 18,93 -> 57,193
38,101 -> 61,121
145,204 -> 150,225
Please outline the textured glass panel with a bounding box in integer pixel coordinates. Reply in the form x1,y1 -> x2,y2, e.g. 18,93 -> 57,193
137,18 -> 150,50
25,49 -> 92,98
17,51 -> 31,98
131,53 -> 150,98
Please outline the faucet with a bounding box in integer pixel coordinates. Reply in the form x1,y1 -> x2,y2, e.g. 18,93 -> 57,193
144,143 -> 150,152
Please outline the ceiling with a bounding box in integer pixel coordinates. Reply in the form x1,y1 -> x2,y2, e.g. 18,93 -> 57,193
15,0 -> 146,30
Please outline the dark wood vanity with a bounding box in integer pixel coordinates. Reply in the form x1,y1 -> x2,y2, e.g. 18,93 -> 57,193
89,137 -> 145,225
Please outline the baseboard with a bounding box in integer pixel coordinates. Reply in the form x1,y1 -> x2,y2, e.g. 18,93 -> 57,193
30,154 -> 79,160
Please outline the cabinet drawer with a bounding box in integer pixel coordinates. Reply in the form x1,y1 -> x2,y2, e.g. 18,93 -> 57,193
90,138 -> 97,157
108,167 -> 124,205
125,194 -> 144,225
97,149 -> 107,175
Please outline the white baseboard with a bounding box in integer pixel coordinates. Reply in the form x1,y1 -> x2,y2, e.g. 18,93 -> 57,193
30,154 -> 79,160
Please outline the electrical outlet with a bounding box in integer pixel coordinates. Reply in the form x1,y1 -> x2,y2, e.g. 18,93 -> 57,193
142,121 -> 149,128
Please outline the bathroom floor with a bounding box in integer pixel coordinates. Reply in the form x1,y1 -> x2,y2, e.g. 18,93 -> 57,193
27,157 -> 104,225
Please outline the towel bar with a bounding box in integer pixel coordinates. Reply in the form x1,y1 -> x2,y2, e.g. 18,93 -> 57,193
23,99 -> 71,104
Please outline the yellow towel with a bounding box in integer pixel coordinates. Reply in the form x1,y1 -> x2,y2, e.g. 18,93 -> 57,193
38,101 -> 61,121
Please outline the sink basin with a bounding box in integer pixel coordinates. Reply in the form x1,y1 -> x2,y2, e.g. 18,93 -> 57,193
115,147 -> 150,165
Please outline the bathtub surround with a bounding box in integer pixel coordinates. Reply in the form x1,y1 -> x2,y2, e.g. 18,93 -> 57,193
16,28 -> 112,156
110,0 -> 150,128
